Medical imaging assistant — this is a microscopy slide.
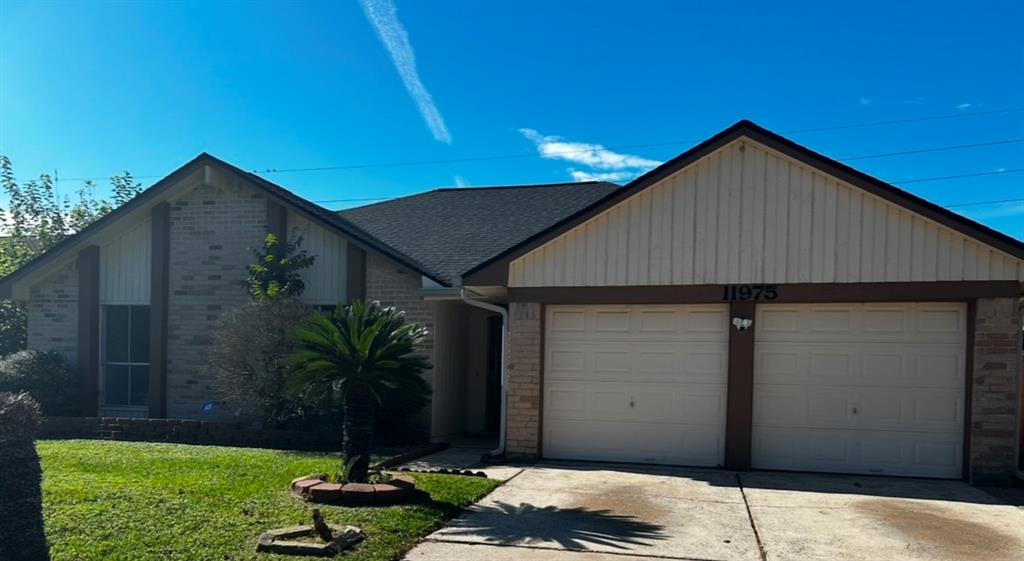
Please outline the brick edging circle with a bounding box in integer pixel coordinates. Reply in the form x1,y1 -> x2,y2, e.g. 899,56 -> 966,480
290,474 -> 415,505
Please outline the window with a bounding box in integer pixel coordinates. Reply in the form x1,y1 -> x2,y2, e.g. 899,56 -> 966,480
102,305 -> 150,407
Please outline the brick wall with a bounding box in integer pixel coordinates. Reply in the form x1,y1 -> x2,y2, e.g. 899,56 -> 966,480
166,179 -> 268,419
970,297 -> 1022,483
364,253 -> 435,431
25,261 -> 79,361
39,416 -> 340,451
505,301 -> 542,458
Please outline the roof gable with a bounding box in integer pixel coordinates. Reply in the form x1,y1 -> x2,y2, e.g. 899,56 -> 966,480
464,120 -> 1024,286
0,153 -> 442,297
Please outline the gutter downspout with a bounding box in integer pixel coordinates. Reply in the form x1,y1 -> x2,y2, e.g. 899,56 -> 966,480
460,289 -> 508,461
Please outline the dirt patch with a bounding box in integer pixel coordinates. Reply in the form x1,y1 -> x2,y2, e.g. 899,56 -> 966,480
576,484 -> 670,522
855,499 -> 1022,561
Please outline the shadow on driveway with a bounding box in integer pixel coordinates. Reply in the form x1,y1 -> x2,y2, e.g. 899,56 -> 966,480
439,500 -> 667,551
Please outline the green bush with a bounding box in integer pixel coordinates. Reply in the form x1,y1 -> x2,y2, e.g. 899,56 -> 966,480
0,350 -> 78,416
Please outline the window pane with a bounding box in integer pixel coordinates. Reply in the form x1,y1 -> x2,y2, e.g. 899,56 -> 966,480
104,365 -> 130,405
130,366 -> 150,407
130,306 -> 150,363
104,306 -> 130,362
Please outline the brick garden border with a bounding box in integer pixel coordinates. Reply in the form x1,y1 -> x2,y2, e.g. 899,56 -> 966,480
291,475 -> 416,505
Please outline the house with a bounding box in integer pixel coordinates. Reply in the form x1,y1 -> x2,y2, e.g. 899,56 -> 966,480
2,121 -> 1021,483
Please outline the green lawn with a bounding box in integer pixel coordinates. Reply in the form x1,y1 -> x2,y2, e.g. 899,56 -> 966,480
38,440 -> 500,561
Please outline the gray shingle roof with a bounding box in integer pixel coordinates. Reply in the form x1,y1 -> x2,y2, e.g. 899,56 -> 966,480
339,181 -> 620,284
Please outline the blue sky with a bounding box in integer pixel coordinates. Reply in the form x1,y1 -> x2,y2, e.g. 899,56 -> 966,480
1,0 -> 1022,238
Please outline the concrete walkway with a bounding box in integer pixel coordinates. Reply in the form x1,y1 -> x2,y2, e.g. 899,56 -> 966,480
404,462 -> 1024,561
397,441 -> 524,482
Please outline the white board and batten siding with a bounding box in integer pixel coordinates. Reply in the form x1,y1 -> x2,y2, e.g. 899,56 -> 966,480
509,139 -> 1024,287
287,210 -> 348,305
99,217 -> 151,305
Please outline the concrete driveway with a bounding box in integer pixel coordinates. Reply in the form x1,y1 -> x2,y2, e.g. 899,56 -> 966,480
404,462 -> 1024,561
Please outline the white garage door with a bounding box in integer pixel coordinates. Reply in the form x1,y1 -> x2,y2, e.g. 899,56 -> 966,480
543,304 -> 729,466
752,303 -> 967,478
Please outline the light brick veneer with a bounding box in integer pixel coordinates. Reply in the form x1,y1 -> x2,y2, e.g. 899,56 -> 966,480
25,261 -> 79,360
364,253 -> 435,431
969,297 -> 1022,483
165,179 -> 268,419
505,302 -> 542,458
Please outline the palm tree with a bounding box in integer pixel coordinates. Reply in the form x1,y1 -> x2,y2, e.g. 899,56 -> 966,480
0,392 -> 49,561
290,300 -> 430,482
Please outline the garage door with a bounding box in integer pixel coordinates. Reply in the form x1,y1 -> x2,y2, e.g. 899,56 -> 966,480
752,303 -> 966,478
543,304 -> 729,466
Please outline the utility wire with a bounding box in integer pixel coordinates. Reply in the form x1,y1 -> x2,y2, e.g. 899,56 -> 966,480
50,106 -> 1024,182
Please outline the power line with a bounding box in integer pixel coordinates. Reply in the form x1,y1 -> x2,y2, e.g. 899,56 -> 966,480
50,106 -> 1024,182
891,168 -> 1024,184
944,197 -> 1024,209
840,138 -> 1024,161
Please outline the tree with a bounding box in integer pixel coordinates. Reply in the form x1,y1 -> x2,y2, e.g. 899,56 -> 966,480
0,392 -> 49,561
289,301 -> 430,482
244,233 -> 316,302
0,156 -> 142,357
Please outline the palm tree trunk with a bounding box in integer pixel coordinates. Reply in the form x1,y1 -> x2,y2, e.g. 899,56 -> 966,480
0,439 -> 50,561
342,384 -> 375,482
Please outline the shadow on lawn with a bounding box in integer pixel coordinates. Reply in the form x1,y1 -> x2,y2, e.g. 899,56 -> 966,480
437,501 -> 667,551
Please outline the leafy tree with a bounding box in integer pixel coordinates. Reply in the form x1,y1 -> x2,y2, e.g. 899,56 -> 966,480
244,233 -> 316,302
289,300 -> 430,482
0,392 -> 49,561
0,156 -> 142,357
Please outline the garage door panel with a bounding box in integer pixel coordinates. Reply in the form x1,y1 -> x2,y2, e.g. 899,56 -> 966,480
543,304 -> 728,467
546,305 -> 728,342
753,426 -> 962,478
545,419 -> 724,466
545,380 -> 727,425
754,385 -> 963,433
753,302 -> 966,479
547,342 -> 727,384
755,344 -> 964,389
757,303 -> 965,344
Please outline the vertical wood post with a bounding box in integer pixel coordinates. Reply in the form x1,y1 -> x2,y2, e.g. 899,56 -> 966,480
346,245 -> 366,303
148,202 -> 170,418
77,246 -> 100,416
725,300 -> 756,470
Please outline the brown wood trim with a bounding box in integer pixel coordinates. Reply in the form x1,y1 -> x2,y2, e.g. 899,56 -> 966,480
346,244 -> 366,303
76,246 -> 100,416
724,301 -> 755,470
266,199 -> 288,257
962,299 -> 977,481
508,281 -> 1020,304
148,203 -> 170,418
537,303 -> 547,458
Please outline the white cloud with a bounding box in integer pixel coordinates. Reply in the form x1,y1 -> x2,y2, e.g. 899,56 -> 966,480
519,129 -> 661,171
859,97 -> 874,106
453,175 -> 468,187
568,169 -> 638,182
956,102 -> 983,110
360,0 -> 451,143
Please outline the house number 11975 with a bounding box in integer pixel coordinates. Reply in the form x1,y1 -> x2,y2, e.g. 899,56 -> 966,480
722,284 -> 779,301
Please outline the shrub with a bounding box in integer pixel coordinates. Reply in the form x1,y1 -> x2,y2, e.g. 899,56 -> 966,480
0,392 -> 49,561
0,350 -> 78,416
209,298 -> 316,428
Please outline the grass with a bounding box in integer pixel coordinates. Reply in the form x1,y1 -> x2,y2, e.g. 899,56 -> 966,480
38,440 -> 500,561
